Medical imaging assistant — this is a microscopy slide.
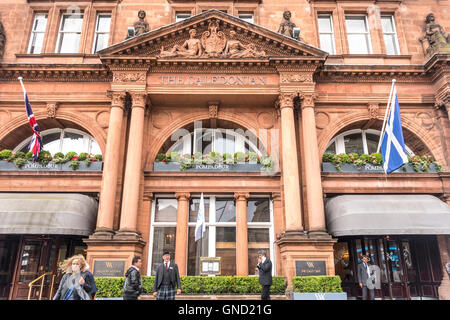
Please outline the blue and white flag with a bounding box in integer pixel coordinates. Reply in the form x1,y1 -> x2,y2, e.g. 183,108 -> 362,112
380,82 -> 408,173
195,193 -> 206,241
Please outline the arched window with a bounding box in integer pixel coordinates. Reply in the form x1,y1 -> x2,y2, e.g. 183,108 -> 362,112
13,128 -> 102,155
325,129 -> 414,155
166,128 -> 264,155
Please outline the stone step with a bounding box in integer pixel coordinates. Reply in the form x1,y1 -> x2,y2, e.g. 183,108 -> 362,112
138,294 -> 289,300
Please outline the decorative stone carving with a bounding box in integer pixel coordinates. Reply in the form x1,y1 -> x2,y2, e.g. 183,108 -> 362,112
159,20 -> 266,59
257,111 -> 275,129
299,92 -> 318,109
415,112 -> 435,130
0,15 -> 5,60
113,71 -> 146,82
130,92 -> 146,108
280,72 -> 313,83
367,103 -> 379,120
278,92 -> 297,109
46,102 -> 58,118
108,91 -> 126,108
160,28 -> 203,58
278,11 -> 297,39
151,110 -> 171,129
224,30 -> 266,58
208,103 -> 219,118
133,10 -> 150,36
315,112 -> 330,130
420,13 -> 450,56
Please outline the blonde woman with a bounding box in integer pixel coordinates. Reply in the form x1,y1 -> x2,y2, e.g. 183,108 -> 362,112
53,254 -> 92,300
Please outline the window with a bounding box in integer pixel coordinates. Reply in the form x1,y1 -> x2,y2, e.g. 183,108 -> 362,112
175,12 -> 191,22
317,14 -> 335,54
150,195 -> 274,276
56,13 -> 83,53
92,13 -> 111,53
28,13 -> 48,54
324,129 -> 413,155
238,12 -> 254,24
381,15 -> 400,55
14,128 -> 102,155
345,15 -> 372,54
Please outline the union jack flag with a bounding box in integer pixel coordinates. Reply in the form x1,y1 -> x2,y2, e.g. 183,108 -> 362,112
18,77 -> 43,160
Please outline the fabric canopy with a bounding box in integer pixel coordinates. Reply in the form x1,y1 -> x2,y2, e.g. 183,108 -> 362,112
0,193 -> 98,236
325,195 -> 450,236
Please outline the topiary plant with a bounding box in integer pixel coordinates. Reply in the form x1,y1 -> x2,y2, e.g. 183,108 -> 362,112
0,149 -> 12,160
65,151 -> 77,160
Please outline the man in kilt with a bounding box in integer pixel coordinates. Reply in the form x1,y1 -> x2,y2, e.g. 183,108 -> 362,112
153,251 -> 181,300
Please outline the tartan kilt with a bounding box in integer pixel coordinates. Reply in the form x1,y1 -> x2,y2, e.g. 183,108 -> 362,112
156,284 -> 176,300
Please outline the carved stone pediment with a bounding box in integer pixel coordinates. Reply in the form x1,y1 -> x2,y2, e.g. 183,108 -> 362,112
98,9 -> 326,62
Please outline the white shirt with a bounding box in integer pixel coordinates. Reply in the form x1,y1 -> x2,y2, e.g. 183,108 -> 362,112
132,265 -> 140,272
364,263 -> 370,278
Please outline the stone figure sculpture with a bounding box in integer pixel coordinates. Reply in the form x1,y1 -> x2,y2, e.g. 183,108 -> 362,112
133,10 -> 149,36
159,28 -> 203,57
278,11 -> 296,38
224,30 -> 266,58
420,13 -> 450,55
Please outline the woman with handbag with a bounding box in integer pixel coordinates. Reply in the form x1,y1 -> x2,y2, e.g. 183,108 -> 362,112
53,254 -> 92,300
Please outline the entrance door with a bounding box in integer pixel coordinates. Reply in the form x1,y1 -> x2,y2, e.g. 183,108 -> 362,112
10,237 -> 55,300
0,237 -> 19,299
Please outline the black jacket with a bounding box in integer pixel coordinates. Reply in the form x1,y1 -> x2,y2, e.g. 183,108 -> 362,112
153,262 -> 181,292
84,270 -> 98,298
123,266 -> 142,298
53,272 -> 92,300
257,258 -> 273,286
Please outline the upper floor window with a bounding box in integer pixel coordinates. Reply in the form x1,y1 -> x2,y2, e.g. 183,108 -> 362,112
318,14 -> 336,54
92,13 -> 111,53
175,12 -> 191,22
345,15 -> 372,54
238,12 -> 254,24
325,129 -> 413,156
56,12 -> 84,53
14,128 -> 102,156
381,15 -> 400,55
27,13 -> 48,54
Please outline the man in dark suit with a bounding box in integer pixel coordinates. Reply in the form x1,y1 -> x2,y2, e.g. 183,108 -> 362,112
256,250 -> 272,300
152,251 -> 181,300
123,256 -> 142,300
358,255 -> 374,300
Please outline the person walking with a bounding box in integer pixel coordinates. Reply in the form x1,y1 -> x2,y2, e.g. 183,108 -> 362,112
84,263 -> 98,299
358,255 -> 375,300
53,254 -> 92,300
257,250 -> 272,300
123,256 -> 143,300
152,251 -> 181,300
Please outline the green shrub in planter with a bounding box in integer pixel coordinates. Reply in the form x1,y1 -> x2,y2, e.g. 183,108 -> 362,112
292,276 -> 343,293
38,150 -> 52,165
234,152 -> 245,162
25,151 -> 34,160
13,157 -> 27,168
0,149 -> 12,160
69,159 -> 80,170
78,152 -> 89,161
94,154 -> 103,161
322,152 -> 335,163
14,151 -> 26,159
155,153 -> 165,162
65,151 -> 77,160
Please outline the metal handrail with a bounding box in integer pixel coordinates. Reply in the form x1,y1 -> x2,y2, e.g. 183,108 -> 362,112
27,272 -> 52,300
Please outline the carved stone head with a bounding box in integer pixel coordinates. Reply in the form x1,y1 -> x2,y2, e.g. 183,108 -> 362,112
425,13 -> 435,24
283,11 -> 292,21
138,10 -> 146,20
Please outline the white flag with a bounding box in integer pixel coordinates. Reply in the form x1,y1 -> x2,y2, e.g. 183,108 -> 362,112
195,193 -> 206,241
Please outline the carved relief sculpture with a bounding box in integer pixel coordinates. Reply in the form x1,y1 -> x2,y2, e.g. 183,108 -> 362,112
159,21 -> 266,59
160,28 -> 203,57
46,103 -> 58,118
420,13 -> 450,55
133,10 -> 150,36
278,11 -> 297,39
0,14 -> 5,60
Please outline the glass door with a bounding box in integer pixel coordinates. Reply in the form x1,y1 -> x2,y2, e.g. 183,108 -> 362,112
383,239 -> 408,299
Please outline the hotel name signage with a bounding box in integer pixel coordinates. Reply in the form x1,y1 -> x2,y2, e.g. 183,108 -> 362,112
295,260 -> 326,277
93,260 -> 126,277
151,74 -> 274,86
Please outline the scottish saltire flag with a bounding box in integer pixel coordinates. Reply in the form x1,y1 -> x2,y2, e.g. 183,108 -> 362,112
18,77 -> 43,160
380,83 -> 408,173
195,193 -> 206,241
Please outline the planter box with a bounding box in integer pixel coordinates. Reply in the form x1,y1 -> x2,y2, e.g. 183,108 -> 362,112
322,162 -> 440,173
0,160 -> 103,172
154,162 -> 263,172
290,291 -> 347,300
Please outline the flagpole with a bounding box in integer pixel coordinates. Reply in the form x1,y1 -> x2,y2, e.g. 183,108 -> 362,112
376,79 -> 396,153
18,76 -> 26,93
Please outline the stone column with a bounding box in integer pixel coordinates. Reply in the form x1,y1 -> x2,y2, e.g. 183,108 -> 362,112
139,192 -> 153,275
279,92 -> 303,232
300,92 -> 327,235
272,192 -> 284,275
117,92 -> 147,238
235,192 -> 250,276
94,91 -> 125,238
175,192 -> 190,276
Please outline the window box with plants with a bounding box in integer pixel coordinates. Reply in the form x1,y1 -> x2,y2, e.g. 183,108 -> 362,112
0,149 -> 103,172
290,276 -> 347,300
321,152 -> 443,173
154,152 -> 274,173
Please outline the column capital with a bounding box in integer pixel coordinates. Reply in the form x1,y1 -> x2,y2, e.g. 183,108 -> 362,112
175,192 -> 191,201
234,192 -> 250,201
299,92 -> 318,110
107,91 -> 126,109
130,91 -> 147,109
276,92 -> 298,110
